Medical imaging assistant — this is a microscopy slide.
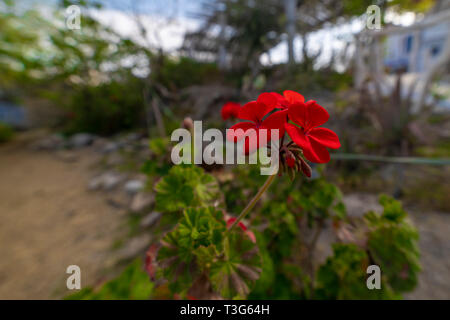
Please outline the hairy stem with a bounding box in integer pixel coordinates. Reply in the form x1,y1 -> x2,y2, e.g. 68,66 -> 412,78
226,173 -> 277,234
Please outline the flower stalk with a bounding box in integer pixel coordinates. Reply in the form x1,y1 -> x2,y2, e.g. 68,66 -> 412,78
226,173 -> 277,234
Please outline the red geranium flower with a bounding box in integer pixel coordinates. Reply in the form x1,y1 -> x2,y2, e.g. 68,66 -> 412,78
226,217 -> 256,243
285,153 -> 296,168
226,93 -> 286,154
226,217 -> 247,231
285,100 -> 340,163
270,90 -> 305,109
221,102 -> 241,120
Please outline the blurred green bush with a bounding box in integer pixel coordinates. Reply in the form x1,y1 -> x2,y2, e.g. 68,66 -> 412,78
0,123 -> 14,143
62,78 -> 145,135
65,259 -> 153,300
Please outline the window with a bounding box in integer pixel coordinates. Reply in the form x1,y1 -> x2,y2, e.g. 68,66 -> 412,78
405,35 -> 413,53
431,45 -> 441,57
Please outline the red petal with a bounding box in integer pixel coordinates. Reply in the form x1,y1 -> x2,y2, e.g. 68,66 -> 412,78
227,122 -> 256,142
226,217 -> 247,231
285,123 -> 331,163
304,100 -> 329,130
287,102 -> 307,129
287,100 -> 330,131
262,109 -> 288,139
221,102 -> 241,120
270,92 -> 289,108
243,131 -> 260,154
285,123 -> 308,149
238,101 -> 271,123
257,92 -> 278,110
283,90 -> 305,104
303,138 -> 330,163
245,230 -> 256,243
308,127 -> 340,149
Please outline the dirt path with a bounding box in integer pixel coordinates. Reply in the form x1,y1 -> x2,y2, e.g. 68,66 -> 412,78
0,133 -> 126,299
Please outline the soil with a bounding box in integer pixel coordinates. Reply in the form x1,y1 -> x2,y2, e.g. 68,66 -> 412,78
0,132 -> 127,299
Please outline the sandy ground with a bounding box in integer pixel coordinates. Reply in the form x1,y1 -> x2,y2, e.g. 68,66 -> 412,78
0,133 -> 125,299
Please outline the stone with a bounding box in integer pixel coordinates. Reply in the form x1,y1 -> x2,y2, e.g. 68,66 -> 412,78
55,150 -> 78,162
102,172 -> 124,190
343,193 -> 382,218
130,191 -> 154,212
140,212 -> 162,228
101,142 -> 119,154
88,175 -> 103,190
124,180 -> 145,195
87,172 -> 124,191
31,133 -> 65,151
69,133 -> 94,148
106,153 -> 123,166
117,234 -> 151,260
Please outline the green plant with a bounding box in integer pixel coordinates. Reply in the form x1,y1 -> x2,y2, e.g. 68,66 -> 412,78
77,91 -> 421,301
145,163 -> 420,300
65,259 -> 153,300
315,195 -> 420,299
142,90 -> 421,300
0,123 -> 14,143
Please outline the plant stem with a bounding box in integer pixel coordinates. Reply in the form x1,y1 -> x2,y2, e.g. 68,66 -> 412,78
226,173 -> 277,234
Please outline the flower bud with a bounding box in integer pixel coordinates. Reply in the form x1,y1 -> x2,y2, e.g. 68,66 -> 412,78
299,157 -> 312,178
285,152 -> 296,168
182,117 -> 194,131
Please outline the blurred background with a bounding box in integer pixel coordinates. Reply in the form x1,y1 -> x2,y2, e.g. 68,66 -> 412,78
0,0 -> 448,299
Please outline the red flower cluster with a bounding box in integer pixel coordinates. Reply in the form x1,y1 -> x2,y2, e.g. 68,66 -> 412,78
225,90 -> 340,164
221,102 -> 241,120
226,217 -> 256,243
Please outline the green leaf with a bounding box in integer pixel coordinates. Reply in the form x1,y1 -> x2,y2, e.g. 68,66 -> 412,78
209,231 -> 262,299
154,165 -> 222,212
315,244 -> 396,299
156,207 -> 226,293
365,195 -> 420,293
149,137 -> 170,156
64,259 -> 153,300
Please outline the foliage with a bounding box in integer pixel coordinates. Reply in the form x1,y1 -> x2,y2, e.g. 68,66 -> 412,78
141,137 -> 173,178
155,206 -> 261,298
64,259 -> 153,300
154,165 -> 221,212
0,123 -> 14,143
146,160 -> 420,299
275,66 -> 353,95
0,1 -> 148,135
62,78 -> 145,135
364,195 -> 421,293
152,57 -> 221,90
315,195 -> 420,299
315,243 -> 397,299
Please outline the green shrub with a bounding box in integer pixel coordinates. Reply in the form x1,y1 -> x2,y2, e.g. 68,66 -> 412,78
0,123 -> 14,143
153,57 -> 221,90
63,78 -> 145,135
64,259 -> 153,300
